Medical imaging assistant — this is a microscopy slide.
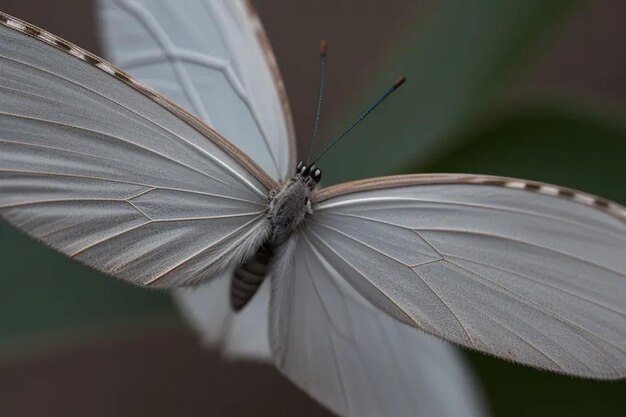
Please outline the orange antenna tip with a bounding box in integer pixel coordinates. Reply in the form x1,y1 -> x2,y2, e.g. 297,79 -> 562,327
320,39 -> 327,57
393,76 -> 407,89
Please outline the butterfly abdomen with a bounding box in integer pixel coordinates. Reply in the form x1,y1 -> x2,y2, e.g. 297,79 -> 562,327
230,241 -> 273,311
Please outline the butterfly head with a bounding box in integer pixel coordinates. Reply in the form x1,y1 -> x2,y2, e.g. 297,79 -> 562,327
296,160 -> 322,189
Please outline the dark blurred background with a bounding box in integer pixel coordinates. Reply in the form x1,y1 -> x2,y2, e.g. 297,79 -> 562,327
1,0 -> 625,416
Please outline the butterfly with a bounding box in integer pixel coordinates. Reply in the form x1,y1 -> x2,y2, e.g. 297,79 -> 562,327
1,1 -> 625,416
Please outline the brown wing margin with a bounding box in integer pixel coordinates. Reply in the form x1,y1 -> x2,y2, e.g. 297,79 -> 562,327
242,0 -> 297,176
315,173 -> 626,223
0,10 -> 278,192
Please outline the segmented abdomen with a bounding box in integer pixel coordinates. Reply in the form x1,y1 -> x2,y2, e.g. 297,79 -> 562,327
230,242 -> 273,311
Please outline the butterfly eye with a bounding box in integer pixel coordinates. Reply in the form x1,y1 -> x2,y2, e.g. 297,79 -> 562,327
296,160 -> 305,174
311,168 -> 322,183
298,162 -> 309,176
308,164 -> 320,182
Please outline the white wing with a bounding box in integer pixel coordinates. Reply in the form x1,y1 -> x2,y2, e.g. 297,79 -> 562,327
96,0 -> 295,361
173,272 -> 271,359
97,0 -> 296,180
270,233 -> 487,417
294,174 -> 625,380
0,13 -> 273,287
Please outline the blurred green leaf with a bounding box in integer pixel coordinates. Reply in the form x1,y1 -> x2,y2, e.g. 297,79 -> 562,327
467,350 -> 626,417
422,103 -> 626,417
422,103 -> 626,204
321,0 -> 582,185
0,225 -> 175,344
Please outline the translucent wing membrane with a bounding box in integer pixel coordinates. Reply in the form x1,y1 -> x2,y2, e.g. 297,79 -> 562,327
173,273 -> 272,359
270,233 -> 487,417
97,0 -> 296,181
287,174 -> 626,380
0,14 -> 272,287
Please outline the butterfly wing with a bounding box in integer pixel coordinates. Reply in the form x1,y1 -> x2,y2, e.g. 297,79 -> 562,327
272,173 -> 625,395
269,233 -> 487,417
97,0 -> 296,180
0,13 -> 274,287
96,0 -> 296,361
174,272 -> 272,358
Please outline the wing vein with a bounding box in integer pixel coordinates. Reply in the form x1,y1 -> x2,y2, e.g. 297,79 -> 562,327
417,227 -> 626,279
318,197 -> 625,241
322,211 -> 446,258
112,0 -> 211,123
470,300 -> 568,372
307,228 -> 419,328
374,313 -> 420,413
310,218 -> 437,267
0,168 -> 265,206
310,220 -> 471,340
444,258 -> 625,368
445,253 -> 626,319
411,268 -> 476,348
145,214 -> 266,285
302,250 -> 351,415
0,116 -> 252,197
0,52 -> 267,197
207,0 -> 281,175
68,211 -> 260,258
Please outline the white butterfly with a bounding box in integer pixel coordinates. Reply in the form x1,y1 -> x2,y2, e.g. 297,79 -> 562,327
0,1 -> 624,416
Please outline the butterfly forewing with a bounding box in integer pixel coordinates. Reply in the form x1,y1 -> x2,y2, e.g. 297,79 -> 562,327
273,174 -> 626,380
0,12 -> 273,287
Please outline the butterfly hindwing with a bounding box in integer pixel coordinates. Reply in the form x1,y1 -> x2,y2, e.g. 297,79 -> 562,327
269,231 -> 487,417
97,0 -> 297,181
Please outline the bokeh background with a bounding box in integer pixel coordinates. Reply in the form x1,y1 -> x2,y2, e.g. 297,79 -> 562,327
1,0 -> 625,416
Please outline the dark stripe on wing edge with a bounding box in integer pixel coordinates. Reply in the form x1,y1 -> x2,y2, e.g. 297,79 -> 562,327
315,174 -> 626,223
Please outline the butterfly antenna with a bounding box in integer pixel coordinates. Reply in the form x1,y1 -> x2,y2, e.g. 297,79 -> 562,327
312,76 -> 406,164
306,39 -> 328,163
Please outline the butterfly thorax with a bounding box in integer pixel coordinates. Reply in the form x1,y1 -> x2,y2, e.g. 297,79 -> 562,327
267,176 -> 314,246
230,163 -> 321,311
